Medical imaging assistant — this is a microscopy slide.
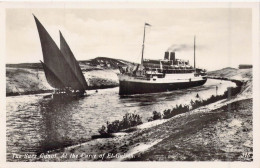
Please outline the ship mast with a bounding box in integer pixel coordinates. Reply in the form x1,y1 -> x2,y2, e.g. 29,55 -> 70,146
141,23 -> 151,65
194,36 -> 196,71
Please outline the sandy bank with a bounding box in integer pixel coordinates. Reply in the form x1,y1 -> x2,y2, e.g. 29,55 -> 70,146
6,67 -> 119,96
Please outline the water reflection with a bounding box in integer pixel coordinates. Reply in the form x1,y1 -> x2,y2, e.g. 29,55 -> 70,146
38,98 -> 80,154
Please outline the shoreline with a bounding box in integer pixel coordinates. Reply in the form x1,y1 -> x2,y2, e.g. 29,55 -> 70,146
6,76 -> 238,97
22,75 -> 252,162
6,85 -> 119,97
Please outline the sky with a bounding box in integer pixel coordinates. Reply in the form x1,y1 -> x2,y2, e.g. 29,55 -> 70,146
6,8 -> 252,71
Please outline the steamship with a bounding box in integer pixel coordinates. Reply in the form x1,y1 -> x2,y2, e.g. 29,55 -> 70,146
118,23 -> 207,95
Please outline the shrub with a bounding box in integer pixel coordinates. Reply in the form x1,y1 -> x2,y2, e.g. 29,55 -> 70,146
99,113 -> 143,135
191,86 -> 242,110
150,85 -> 242,121
163,104 -> 190,119
152,111 -> 162,120
148,111 -> 162,122
98,125 -> 107,135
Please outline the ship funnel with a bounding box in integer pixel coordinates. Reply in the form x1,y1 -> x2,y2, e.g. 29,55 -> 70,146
164,51 -> 169,60
170,52 -> 175,62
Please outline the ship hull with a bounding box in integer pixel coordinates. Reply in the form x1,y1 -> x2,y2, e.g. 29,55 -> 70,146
119,77 -> 207,95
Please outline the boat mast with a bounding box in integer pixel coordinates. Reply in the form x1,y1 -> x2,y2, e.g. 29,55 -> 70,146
194,36 -> 196,71
141,24 -> 146,65
141,23 -> 151,65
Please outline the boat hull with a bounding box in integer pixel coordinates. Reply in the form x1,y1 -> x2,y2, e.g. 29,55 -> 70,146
119,78 -> 207,95
43,91 -> 86,100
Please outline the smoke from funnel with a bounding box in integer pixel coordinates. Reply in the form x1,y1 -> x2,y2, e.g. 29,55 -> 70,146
167,44 -> 193,52
167,44 -> 204,52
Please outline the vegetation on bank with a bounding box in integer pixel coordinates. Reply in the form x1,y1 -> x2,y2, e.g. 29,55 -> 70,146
95,81 -> 243,137
97,113 -> 143,137
190,86 -> 241,109
148,86 -> 242,121
162,104 -> 190,119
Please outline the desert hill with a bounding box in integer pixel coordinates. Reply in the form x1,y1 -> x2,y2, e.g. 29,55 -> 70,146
6,57 -> 130,96
6,57 -> 135,71
208,67 -> 252,98
208,67 -> 252,81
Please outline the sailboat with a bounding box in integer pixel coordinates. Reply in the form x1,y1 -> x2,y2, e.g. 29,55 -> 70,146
33,15 -> 88,99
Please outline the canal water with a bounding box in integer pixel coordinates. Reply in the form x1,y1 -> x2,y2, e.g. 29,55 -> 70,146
6,79 -> 236,161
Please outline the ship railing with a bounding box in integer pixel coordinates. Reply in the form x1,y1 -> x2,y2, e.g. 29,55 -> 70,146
144,63 -> 193,69
145,68 -> 195,74
134,76 -> 150,80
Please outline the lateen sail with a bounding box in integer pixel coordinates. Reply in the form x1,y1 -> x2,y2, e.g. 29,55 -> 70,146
33,15 -> 87,91
40,61 -> 65,88
60,31 -> 88,90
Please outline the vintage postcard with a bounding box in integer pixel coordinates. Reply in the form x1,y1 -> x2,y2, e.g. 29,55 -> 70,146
0,1 -> 259,168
